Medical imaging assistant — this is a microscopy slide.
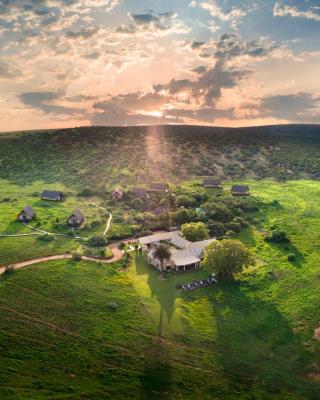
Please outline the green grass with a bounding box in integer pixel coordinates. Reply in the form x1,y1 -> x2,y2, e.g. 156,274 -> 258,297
0,180 -> 111,265
1,180 -> 320,399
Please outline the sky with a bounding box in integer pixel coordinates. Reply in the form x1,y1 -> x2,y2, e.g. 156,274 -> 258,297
0,0 -> 320,130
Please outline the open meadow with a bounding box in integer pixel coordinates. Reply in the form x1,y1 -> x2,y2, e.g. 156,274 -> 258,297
1,179 -> 320,399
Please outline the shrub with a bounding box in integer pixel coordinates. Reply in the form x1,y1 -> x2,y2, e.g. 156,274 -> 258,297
71,249 -> 83,261
4,266 -> 15,275
38,234 -> 55,242
202,202 -> 233,222
208,221 -> 226,237
88,234 -> 107,247
181,222 -> 209,242
225,221 -> 242,233
287,253 -> 296,262
176,195 -> 197,207
107,302 -> 118,310
265,229 -> 289,243
78,188 -> 96,197
104,247 -> 114,259
233,216 -> 249,227
173,208 -> 197,225
130,198 -> 145,211
91,219 -> 102,227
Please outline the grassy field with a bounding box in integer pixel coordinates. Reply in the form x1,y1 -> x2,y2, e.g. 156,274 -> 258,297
1,180 -> 320,399
0,180 -> 114,265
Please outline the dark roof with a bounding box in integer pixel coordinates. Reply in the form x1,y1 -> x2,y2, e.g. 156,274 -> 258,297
148,183 -> 169,192
203,177 -> 222,187
131,187 -> 148,197
231,185 -> 249,193
21,206 -> 35,218
69,209 -> 85,219
41,190 -> 64,199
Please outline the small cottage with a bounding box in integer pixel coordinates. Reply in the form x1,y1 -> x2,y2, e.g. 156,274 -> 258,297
231,185 -> 250,196
41,190 -> 65,202
67,209 -> 85,227
18,206 -> 36,222
131,187 -> 149,199
112,188 -> 124,201
148,183 -> 169,193
203,177 -> 222,189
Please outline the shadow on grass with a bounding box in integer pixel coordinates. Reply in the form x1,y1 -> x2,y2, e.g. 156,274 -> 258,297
266,240 -> 306,267
1,221 -> 25,234
238,226 -> 257,247
140,308 -> 172,400
135,253 -> 181,324
211,283 -> 319,399
134,253 -> 210,331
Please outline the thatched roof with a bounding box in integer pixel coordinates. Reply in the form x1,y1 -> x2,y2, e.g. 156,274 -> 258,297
131,187 -> 149,198
20,206 -> 35,219
203,177 -> 222,188
148,183 -> 169,192
231,185 -> 249,194
41,190 -> 64,200
69,209 -> 84,220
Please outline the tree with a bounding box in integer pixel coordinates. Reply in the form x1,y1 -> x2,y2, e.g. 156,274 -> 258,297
181,222 -> 209,242
176,195 -> 197,207
201,239 -> 252,280
265,229 -> 289,243
71,249 -> 83,261
173,208 -> 196,225
166,192 -> 177,209
153,244 -> 172,278
202,202 -> 233,222
89,234 -> 107,247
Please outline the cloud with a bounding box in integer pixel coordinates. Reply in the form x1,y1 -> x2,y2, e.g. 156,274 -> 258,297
115,11 -> 189,36
191,41 -> 206,50
273,2 -> 320,21
88,32 -> 284,126
91,102 -> 174,126
190,0 -> 248,29
260,92 -> 320,122
19,91 -> 84,116
0,60 -> 22,78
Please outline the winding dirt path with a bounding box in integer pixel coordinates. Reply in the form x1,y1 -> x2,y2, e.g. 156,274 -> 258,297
90,203 -> 112,235
23,222 -> 77,239
0,242 -> 124,273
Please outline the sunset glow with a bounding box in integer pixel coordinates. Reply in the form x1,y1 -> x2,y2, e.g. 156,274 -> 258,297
0,0 -> 319,130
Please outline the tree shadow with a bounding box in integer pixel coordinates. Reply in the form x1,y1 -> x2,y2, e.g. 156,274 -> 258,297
1,220 -> 25,234
266,240 -> 306,267
134,253 -> 208,330
238,226 -> 257,247
140,307 -> 173,399
135,254 -> 181,325
211,283 -> 320,399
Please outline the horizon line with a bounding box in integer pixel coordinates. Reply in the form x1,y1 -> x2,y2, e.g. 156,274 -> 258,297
1,122 -> 320,135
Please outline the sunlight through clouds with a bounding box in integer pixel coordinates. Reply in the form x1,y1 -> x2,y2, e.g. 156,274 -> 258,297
0,0 -> 319,130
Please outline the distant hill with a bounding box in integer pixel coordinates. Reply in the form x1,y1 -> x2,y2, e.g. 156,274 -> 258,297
0,124 -> 319,189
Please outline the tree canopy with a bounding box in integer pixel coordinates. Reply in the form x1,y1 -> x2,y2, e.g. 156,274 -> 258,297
153,244 -> 172,277
201,239 -> 252,280
181,222 -> 209,242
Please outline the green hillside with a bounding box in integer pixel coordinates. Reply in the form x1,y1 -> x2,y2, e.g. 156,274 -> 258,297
0,125 -> 319,189
1,126 -> 320,399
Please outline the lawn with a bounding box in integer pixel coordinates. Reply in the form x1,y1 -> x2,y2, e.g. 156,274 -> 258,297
1,180 -> 320,399
0,180 -> 110,265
